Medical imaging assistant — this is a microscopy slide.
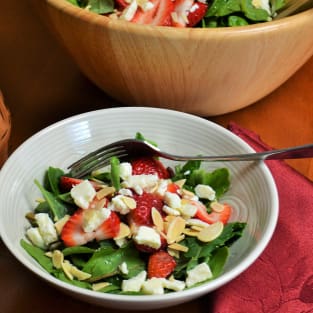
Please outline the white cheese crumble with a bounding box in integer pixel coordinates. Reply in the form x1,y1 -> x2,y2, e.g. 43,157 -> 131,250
194,184 -> 216,201
252,0 -> 271,14
142,278 -> 166,295
162,205 -> 181,216
35,213 -> 58,245
120,0 -> 138,21
122,270 -> 147,292
186,262 -> 213,287
119,262 -> 129,275
26,227 -> 46,249
82,207 -> 111,233
122,174 -> 159,194
119,162 -> 132,180
180,200 -> 198,217
70,180 -> 96,209
133,226 -> 161,249
164,191 -> 181,209
110,195 -> 132,215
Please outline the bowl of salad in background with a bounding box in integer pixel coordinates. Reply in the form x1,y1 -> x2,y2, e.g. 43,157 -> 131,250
0,107 -> 278,309
30,0 -> 313,115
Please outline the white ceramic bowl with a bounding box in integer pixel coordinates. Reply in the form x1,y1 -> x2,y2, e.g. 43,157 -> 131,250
0,107 -> 278,310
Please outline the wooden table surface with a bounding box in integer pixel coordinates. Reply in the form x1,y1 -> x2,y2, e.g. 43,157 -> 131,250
0,1 -> 312,312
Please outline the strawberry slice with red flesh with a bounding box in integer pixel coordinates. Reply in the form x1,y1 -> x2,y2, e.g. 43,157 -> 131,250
115,0 -> 128,10
59,176 -> 100,192
148,250 -> 177,278
129,192 -> 164,226
195,203 -> 232,225
131,157 -> 170,179
131,0 -> 174,26
186,2 -> 208,27
61,209 -> 120,247
172,0 -> 207,27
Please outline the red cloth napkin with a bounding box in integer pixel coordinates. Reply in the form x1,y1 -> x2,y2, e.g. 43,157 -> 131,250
210,122 -> 313,313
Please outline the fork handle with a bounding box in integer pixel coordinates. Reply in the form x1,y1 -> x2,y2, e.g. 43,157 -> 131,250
162,143 -> 313,162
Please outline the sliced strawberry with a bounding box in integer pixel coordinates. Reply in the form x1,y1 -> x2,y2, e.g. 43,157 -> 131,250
129,192 -> 164,226
61,209 -> 120,247
59,176 -> 100,192
167,182 -> 180,194
115,0 -> 129,10
95,211 -> 121,240
148,251 -> 177,278
186,2 -> 207,27
61,209 -> 96,247
131,157 -> 170,179
131,0 -> 174,26
195,203 -> 232,225
171,0 -> 207,27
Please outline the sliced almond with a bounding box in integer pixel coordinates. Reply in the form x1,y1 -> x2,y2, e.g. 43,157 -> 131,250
210,201 -> 225,213
167,248 -> 180,258
183,228 -> 200,237
197,221 -> 224,242
168,242 -> 189,252
62,261 -> 74,280
52,250 -> 64,269
122,196 -> 136,209
166,216 -> 186,244
181,189 -> 195,199
151,207 -> 164,232
174,179 -> 186,188
165,215 -> 176,223
71,266 -> 92,281
92,281 -> 111,291
175,234 -> 185,243
114,222 -> 131,240
54,215 -> 70,234
94,197 -> 108,211
96,186 -> 115,199
45,251 -> 53,258
191,225 -> 205,232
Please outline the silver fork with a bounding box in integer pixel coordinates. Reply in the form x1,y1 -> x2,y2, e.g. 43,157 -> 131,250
68,139 -> 313,178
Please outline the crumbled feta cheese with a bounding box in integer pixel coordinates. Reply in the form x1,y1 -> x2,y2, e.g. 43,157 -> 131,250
122,174 -> 159,193
164,191 -> 181,209
119,162 -> 132,180
35,213 -> 58,245
133,226 -> 161,249
142,278 -> 166,295
163,278 -> 186,291
122,270 -> 147,292
118,188 -> 133,197
82,207 -> 111,233
26,227 -> 46,249
119,262 -> 129,275
194,184 -> 216,201
114,237 -> 128,248
186,263 -> 213,287
189,3 -> 199,12
155,179 -> 170,197
111,195 -> 131,215
137,0 -> 154,11
162,205 -> 181,216
70,180 -> 96,209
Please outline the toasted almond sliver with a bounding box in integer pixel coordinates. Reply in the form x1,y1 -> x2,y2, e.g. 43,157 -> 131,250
71,266 -> 92,281
197,221 -> 224,242
167,248 -> 180,258
174,179 -> 186,189
45,251 -> 53,258
165,215 -> 176,223
166,216 -> 186,244
96,186 -> 116,199
54,215 -> 70,234
175,234 -> 185,243
181,189 -> 195,198
94,197 -> 108,211
62,261 -> 74,280
168,242 -> 189,252
210,201 -> 225,213
92,282 -> 111,291
191,225 -> 204,232
151,207 -> 164,232
114,222 -> 131,240
122,196 -> 136,209
183,228 -> 200,237
52,250 -> 64,269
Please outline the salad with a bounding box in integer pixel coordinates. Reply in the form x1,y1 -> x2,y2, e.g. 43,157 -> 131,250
67,0 -> 285,27
21,134 -> 246,295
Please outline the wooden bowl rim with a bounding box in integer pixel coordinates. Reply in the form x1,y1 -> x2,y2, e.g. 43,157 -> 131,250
44,0 -> 313,37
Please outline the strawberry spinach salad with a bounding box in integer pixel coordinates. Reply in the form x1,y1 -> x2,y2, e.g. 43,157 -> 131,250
21,135 -> 246,295
67,0 -> 285,28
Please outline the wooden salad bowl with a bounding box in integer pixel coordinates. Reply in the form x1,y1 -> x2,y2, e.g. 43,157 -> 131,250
32,0 -> 313,115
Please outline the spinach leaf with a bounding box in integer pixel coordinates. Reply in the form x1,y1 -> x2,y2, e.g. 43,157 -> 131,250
47,167 -> 64,195
35,180 -> 68,221
20,239 -> 54,273
62,246 -> 95,257
55,271 -> 92,289
87,0 -> 114,14
241,0 -> 270,21
209,246 -> 229,277
206,0 -> 241,17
